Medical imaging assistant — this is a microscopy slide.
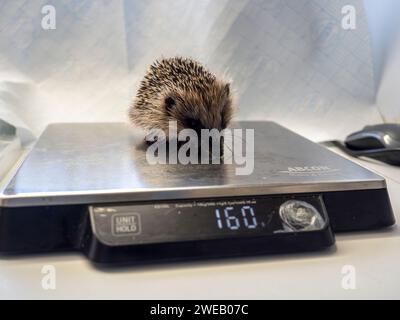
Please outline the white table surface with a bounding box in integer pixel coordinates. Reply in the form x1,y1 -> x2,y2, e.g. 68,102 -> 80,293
0,147 -> 399,300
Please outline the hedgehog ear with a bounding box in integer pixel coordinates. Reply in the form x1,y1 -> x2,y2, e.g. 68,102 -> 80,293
224,83 -> 230,96
164,96 -> 176,113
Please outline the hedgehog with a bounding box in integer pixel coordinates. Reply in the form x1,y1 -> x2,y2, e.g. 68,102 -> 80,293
128,57 -> 234,136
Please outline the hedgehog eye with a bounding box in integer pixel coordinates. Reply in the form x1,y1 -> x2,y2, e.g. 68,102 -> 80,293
224,83 -> 230,96
164,97 -> 176,113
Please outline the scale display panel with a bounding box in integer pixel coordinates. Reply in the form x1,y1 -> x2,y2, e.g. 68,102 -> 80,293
90,195 -> 327,246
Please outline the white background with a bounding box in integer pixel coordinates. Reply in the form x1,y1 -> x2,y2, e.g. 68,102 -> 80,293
1,0 -> 399,142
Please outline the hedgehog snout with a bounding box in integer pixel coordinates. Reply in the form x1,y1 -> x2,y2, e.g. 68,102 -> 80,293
183,118 -> 204,136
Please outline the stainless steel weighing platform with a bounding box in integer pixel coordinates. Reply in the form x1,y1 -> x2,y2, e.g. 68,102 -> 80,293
0,122 -> 395,265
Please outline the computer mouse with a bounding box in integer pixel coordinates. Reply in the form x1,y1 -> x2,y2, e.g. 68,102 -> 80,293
345,124 -> 400,150
343,123 -> 400,165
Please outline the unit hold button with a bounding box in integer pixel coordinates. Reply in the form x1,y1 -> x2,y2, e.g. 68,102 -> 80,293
111,213 -> 141,236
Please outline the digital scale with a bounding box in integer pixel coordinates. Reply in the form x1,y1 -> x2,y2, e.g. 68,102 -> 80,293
0,122 -> 395,265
